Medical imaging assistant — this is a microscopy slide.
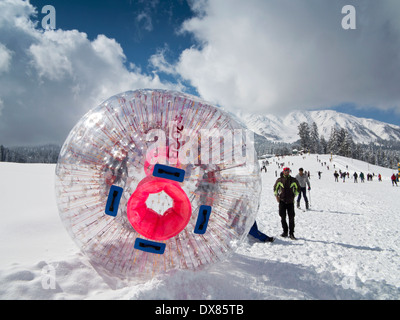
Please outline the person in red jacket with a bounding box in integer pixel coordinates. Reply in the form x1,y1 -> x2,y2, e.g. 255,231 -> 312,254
391,174 -> 398,186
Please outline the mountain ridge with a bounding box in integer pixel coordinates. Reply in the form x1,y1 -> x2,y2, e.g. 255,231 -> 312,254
236,109 -> 400,144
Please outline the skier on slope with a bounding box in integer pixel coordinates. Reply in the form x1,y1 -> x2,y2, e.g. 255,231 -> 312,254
334,170 -> 339,182
391,174 -> 398,186
295,168 -> 311,210
273,167 -> 300,240
353,172 -> 358,183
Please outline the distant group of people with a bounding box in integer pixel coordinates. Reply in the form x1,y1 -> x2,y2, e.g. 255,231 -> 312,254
332,169 -> 398,185
333,171 -> 367,183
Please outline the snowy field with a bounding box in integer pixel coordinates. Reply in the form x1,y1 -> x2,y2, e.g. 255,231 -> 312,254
0,153 -> 399,300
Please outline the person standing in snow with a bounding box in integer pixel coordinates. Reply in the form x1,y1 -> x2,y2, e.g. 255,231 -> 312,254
273,167 -> 300,240
295,168 -> 311,210
334,170 -> 339,182
260,160 -> 267,172
391,174 -> 398,186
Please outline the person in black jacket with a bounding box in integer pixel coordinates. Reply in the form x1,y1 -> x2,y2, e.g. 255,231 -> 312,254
273,167 -> 300,240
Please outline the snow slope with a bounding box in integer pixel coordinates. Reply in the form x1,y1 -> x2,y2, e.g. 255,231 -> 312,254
0,155 -> 399,300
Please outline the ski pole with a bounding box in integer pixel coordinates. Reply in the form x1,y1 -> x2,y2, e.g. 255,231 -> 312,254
308,188 -> 311,208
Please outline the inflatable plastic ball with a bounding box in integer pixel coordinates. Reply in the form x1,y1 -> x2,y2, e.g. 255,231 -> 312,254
55,89 -> 261,279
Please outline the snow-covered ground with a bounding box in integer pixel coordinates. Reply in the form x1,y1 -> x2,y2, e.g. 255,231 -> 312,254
0,154 -> 399,299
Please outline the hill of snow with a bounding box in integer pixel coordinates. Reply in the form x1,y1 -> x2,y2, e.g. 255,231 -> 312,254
0,155 -> 399,300
238,110 -> 400,144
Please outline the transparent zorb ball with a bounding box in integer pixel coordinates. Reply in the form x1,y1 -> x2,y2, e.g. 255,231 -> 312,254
55,89 -> 261,279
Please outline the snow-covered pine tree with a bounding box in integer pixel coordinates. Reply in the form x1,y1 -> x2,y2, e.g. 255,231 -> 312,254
320,135 -> 328,154
339,129 -> 354,157
310,122 -> 321,153
328,127 -> 340,154
298,122 -> 311,151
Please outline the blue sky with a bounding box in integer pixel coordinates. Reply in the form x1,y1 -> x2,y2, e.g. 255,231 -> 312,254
1,0 -> 400,146
30,0 -> 195,73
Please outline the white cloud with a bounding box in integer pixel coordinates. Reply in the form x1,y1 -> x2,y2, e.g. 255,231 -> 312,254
91,34 -> 126,65
0,0 -> 181,146
0,43 -> 13,74
28,30 -> 76,81
165,0 -> 400,115
136,12 -> 153,32
149,46 -> 178,75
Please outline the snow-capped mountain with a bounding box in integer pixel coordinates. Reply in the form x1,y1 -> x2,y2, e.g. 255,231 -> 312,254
237,110 -> 400,144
